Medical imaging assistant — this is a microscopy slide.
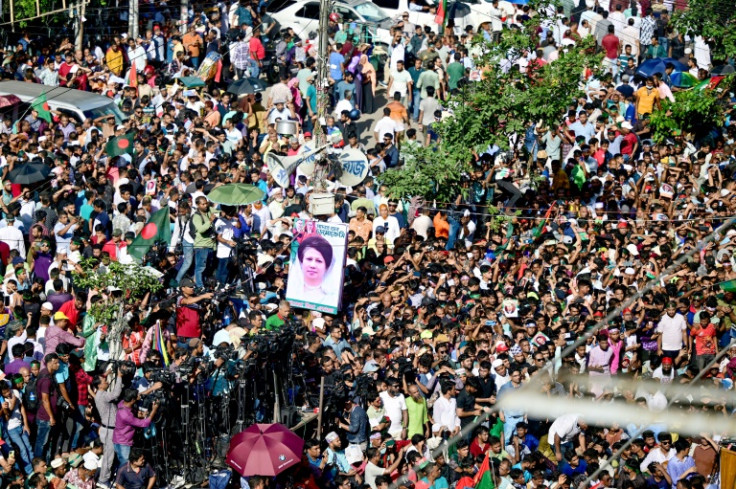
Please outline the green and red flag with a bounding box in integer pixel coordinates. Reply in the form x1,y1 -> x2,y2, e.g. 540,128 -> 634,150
105,133 -> 135,157
434,0 -> 446,26
31,93 -> 52,123
127,60 -> 138,88
474,453 -> 495,489
128,207 -> 172,261
720,279 -> 736,293
533,205 -> 554,239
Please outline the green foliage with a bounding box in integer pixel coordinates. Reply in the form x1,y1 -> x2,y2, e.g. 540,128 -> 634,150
649,87 -> 726,143
11,0 -> 56,26
378,13 -> 602,201
73,259 -> 163,360
672,0 -> 736,61
377,144 -> 470,201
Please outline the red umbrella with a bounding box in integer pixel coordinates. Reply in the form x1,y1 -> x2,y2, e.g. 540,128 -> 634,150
0,95 -> 21,108
226,423 -> 304,477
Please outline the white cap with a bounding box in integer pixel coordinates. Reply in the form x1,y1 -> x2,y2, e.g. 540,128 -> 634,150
42,302 -> 53,310
83,460 -> 97,471
626,244 -> 639,256
492,359 -> 504,369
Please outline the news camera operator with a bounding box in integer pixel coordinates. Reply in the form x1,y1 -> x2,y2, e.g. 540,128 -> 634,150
91,368 -> 124,489
175,277 -> 214,349
113,388 -> 160,467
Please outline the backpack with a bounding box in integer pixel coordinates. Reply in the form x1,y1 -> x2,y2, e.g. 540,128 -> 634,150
23,375 -> 39,413
188,213 -> 200,240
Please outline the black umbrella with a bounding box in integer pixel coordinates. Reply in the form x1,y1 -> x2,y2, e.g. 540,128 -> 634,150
227,77 -> 268,96
711,64 -> 735,76
7,160 -> 51,184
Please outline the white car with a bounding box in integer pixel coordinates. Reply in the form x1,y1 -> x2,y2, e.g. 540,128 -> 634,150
269,0 -> 395,46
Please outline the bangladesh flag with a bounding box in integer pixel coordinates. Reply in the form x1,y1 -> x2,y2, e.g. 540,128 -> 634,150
434,0 -> 446,25
31,93 -> 52,123
533,205 -> 554,239
474,453 -> 495,489
128,208 -> 172,261
720,280 -> 736,293
106,133 -> 135,157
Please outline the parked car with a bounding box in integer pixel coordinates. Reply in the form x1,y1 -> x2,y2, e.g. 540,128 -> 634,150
0,81 -> 128,124
268,0 -> 395,46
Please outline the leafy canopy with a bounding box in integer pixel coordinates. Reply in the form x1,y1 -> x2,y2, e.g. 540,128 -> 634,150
379,8 -> 602,200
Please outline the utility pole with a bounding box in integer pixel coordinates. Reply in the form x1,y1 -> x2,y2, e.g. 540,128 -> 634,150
180,0 -> 188,34
314,0 -> 330,151
128,0 -> 138,39
75,0 -> 86,51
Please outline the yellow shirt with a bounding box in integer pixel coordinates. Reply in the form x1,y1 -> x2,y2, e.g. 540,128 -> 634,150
105,48 -> 124,76
636,86 -> 658,115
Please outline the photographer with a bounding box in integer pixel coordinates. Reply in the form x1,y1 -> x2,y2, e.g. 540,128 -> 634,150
132,362 -> 165,396
191,196 -> 216,289
175,277 -> 213,349
112,388 -> 160,467
91,368 -> 124,489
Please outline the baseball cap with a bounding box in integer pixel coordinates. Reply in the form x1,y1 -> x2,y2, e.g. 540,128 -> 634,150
180,277 -> 195,288
53,311 -> 69,321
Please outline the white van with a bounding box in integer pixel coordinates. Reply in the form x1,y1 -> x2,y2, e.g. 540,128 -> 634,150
0,81 -> 128,124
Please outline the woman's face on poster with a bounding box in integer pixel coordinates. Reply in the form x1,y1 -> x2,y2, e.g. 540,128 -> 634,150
302,247 -> 327,285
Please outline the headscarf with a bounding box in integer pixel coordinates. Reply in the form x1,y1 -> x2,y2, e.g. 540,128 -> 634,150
360,55 -> 376,92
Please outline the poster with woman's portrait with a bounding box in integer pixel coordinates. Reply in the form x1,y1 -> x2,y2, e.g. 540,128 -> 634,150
286,219 -> 348,314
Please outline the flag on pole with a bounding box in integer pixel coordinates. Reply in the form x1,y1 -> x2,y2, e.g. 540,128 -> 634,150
127,60 -> 138,88
128,207 -> 172,261
105,133 -> 135,157
434,0 -> 447,25
533,205 -> 554,238
474,453 -> 495,489
154,321 -> 170,366
31,93 -> 52,123
214,60 -> 223,83
720,280 -> 736,293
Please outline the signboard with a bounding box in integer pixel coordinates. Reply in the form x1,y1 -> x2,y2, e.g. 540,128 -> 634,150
286,219 -> 348,314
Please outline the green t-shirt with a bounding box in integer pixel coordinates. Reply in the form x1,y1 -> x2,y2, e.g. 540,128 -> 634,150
265,313 -> 286,331
406,396 -> 429,439
489,416 -> 504,439
446,62 -> 465,90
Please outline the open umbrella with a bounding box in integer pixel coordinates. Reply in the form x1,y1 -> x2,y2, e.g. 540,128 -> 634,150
178,76 -> 207,88
227,77 -> 268,96
7,159 -> 51,184
207,183 -> 265,206
670,71 -> 698,88
226,423 -> 304,477
711,64 -> 735,76
0,95 -> 21,108
636,57 -> 687,77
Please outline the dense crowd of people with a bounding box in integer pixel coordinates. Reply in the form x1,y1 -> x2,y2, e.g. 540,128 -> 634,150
0,0 -> 733,489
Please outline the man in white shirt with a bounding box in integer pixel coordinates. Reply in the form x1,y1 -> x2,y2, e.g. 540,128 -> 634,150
373,108 -> 398,143
656,302 -> 689,358
372,204 -> 401,243
0,216 -> 25,256
548,413 -> 587,461
639,433 -> 676,473
379,379 -> 408,439
431,382 -> 461,435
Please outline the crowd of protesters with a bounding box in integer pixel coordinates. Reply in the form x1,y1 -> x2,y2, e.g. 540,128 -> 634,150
0,1 -> 734,489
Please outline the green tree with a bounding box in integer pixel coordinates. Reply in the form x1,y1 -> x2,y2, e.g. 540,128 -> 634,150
672,0 -> 736,61
649,85 -> 728,143
73,259 -> 163,362
379,14 -> 602,201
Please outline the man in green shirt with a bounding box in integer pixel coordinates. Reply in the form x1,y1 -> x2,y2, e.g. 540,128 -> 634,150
446,52 -> 465,91
406,384 -> 430,439
192,196 -> 216,288
265,300 -> 291,331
